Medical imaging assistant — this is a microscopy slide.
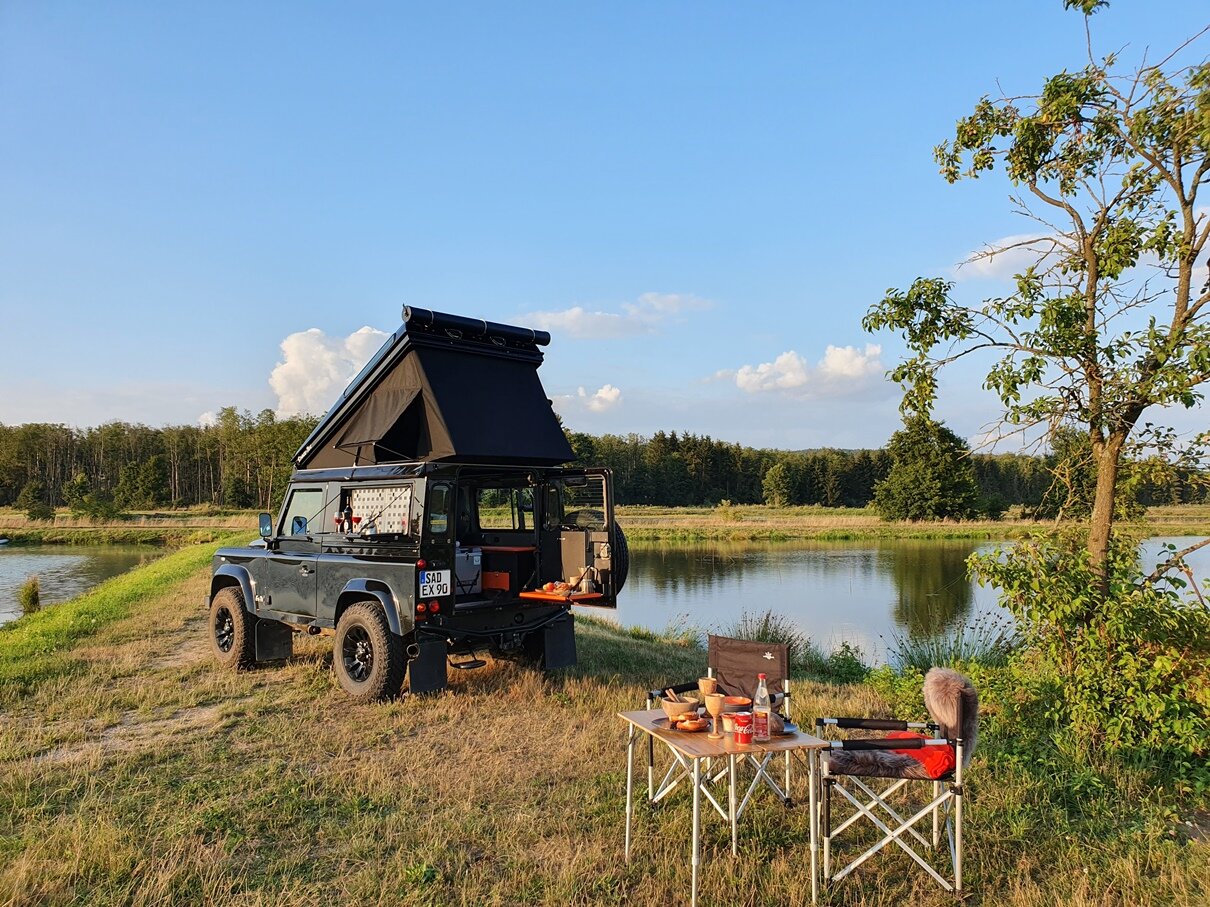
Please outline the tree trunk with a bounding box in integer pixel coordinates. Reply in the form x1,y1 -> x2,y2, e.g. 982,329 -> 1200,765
1087,432 -> 1125,590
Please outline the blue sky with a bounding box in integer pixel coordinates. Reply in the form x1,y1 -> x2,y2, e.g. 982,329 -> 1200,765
2,2 -> 1207,449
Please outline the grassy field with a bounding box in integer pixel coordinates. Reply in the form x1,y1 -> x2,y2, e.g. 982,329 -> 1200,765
3,503 -> 1209,545
0,540 -> 1205,905
616,503 -> 1210,541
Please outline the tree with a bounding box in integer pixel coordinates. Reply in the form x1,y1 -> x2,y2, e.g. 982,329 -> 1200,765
16,479 -> 53,521
873,417 -> 981,521
762,462 -> 794,507
864,18 -> 1210,583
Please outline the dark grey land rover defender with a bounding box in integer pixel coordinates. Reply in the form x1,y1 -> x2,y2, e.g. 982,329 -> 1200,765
207,307 -> 627,701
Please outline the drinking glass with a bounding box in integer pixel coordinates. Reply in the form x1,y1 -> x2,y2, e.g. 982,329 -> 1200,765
704,692 -> 726,740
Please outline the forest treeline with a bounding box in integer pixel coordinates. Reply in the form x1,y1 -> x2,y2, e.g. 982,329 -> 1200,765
0,413 -> 1204,516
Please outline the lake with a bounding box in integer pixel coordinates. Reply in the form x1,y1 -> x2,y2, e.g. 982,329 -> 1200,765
0,544 -> 162,625
3,536 -> 1206,653
582,536 -> 1210,662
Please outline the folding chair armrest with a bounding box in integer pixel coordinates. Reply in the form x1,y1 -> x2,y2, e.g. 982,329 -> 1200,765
827,737 -> 951,751
816,717 -> 913,731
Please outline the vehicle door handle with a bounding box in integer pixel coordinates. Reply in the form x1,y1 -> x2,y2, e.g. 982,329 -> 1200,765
298,566 -> 314,576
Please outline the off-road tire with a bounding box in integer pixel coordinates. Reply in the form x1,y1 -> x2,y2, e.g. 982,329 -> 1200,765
333,601 -> 406,702
209,586 -> 257,670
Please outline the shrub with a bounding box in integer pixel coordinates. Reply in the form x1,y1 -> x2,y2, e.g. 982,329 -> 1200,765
18,576 -> 40,614
822,641 -> 870,684
972,530 -> 1210,781
714,499 -> 741,522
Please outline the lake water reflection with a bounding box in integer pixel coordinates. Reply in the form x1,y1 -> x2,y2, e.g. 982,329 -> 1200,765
0,545 -> 161,625
585,536 -> 1209,662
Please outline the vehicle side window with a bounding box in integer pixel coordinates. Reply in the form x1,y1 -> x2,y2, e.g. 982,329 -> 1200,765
427,483 -> 451,539
477,487 -> 533,531
559,477 -> 607,530
347,484 -> 414,536
279,488 -> 325,537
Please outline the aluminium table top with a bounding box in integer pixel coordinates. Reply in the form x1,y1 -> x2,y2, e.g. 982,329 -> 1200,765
619,708 -> 827,759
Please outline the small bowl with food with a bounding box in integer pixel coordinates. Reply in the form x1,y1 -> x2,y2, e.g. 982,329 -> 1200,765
660,695 -> 701,723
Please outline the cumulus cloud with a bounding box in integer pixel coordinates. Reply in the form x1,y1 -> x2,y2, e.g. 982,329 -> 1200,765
269,326 -> 389,416
197,411 -> 217,428
952,233 -> 1064,282
525,292 -> 710,339
818,343 -> 884,380
552,384 -> 623,415
734,351 -> 810,392
727,344 -> 884,396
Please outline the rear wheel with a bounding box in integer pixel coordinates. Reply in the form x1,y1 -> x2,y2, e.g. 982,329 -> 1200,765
333,602 -> 406,702
209,586 -> 257,670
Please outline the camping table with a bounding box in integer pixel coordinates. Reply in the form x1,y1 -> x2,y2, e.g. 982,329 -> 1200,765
619,708 -> 828,906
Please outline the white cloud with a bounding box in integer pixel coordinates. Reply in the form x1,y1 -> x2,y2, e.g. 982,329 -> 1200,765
198,411 -> 217,428
729,344 -> 884,396
269,326 -> 389,416
952,233 -> 1058,282
552,383 -> 623,416
735,351 -> 810,392
818,343 -> 883,380
525,292 -> 710,339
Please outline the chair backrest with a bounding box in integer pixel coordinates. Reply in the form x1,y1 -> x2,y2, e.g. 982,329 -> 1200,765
707,634 -> 789,698
922,667 -> 979,766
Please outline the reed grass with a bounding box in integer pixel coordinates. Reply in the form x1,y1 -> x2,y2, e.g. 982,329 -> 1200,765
17,576 -> 39,615
885,612 -> 1020,673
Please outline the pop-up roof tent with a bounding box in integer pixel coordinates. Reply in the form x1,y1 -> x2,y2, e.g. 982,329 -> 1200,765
293,307 -> 575,469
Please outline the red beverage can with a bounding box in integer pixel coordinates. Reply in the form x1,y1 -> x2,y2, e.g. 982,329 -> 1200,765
732,712 -> 753,745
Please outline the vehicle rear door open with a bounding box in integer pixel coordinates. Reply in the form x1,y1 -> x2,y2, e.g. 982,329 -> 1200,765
552,468 -> 619,607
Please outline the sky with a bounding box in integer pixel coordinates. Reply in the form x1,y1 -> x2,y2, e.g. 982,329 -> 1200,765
1,1 -> 1207,451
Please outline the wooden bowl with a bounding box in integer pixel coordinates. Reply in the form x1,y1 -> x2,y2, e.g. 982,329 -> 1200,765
660,697 -> 701,721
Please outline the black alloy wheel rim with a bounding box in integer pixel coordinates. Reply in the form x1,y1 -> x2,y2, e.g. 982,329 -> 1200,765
342,625 -> 374,683
214,607 -> 235,653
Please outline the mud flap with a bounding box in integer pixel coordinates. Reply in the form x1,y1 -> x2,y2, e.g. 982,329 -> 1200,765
408,635 -> 448,695
255,620 -> 294,662
542,614 -> 577,670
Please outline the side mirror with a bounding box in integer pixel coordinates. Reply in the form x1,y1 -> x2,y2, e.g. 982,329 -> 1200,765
291,515 -> 308,536
259,513 -> 273,538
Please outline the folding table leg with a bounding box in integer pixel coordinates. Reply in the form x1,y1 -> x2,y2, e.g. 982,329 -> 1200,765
729,753 -> 738,856
691,758 -> 701,907
624,726 -> 635,862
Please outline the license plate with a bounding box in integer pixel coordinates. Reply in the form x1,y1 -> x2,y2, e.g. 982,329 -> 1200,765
419,569 -> 450,597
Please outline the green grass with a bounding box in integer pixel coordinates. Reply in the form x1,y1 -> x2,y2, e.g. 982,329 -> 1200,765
0,549 -> 1206,905
0,532 -> 245,701
0,527 -> 230,546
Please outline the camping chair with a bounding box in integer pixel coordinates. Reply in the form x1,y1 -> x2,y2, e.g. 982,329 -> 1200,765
645,635 -> 794,811
816,666 -> 977,894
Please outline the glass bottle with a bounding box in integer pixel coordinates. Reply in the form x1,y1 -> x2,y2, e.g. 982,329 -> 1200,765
753,672 -> 771,741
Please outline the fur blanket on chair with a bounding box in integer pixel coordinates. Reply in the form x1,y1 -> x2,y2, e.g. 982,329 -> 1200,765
825,667 -> 978,781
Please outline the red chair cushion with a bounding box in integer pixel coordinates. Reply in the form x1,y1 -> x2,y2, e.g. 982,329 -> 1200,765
887,731 -> 956,779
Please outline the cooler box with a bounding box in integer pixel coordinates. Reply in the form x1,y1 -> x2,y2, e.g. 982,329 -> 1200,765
454,545 -> 482,595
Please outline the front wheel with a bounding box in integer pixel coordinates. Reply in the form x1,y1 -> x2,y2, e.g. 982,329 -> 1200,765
333,602 -> 406,702
209,586 -> 257,670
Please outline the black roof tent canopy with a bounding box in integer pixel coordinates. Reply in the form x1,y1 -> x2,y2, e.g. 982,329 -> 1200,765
293,307 -> 575,469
